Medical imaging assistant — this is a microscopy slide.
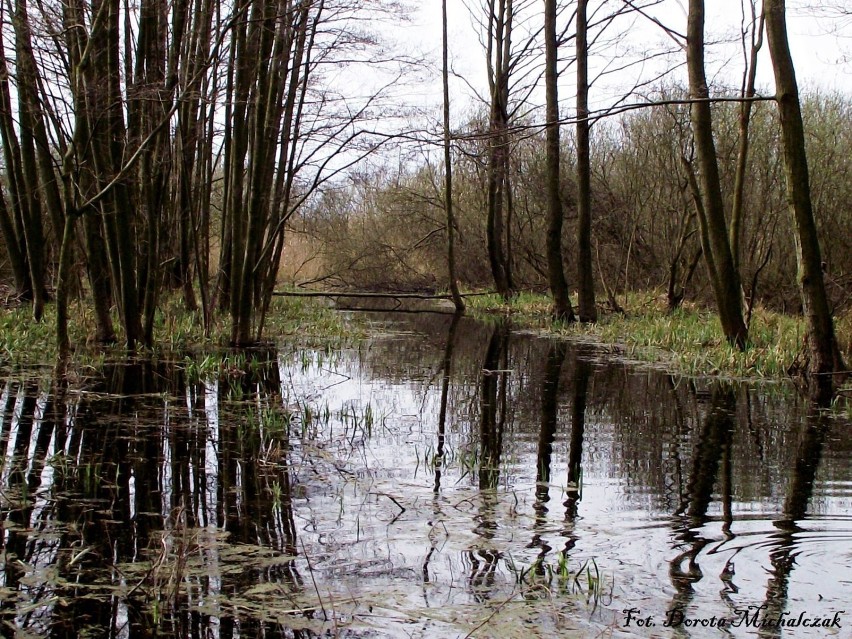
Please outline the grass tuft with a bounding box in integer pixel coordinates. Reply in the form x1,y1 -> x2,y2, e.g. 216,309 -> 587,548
0,295 -> 368,367
468,289 -> 852,382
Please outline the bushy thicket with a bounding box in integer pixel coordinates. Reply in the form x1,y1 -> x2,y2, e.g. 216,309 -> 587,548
282,90 -> 851,312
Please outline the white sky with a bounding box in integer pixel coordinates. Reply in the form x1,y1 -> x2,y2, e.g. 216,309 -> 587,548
399,0 -> 852,121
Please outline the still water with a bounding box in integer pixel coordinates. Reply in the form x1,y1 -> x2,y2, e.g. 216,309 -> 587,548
0,313 -> 849,638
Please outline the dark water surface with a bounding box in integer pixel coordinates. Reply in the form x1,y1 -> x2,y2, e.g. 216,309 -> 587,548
0,313 -> 850,638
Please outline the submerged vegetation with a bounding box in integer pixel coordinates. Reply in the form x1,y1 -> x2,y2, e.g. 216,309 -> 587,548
0,314 -> 848,637
0,324 -> 631,637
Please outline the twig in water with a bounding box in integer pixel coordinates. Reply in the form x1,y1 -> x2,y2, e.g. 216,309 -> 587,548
463,590 -> 516,639
300,538 -> 328,622
373,492 -> 406,523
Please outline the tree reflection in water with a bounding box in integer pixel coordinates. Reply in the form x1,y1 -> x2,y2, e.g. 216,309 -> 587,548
423,311 -> 460,585
468,321 -> 510,599
478,321 -> 510,492
666,384 -> 736,632
0,315 -> 846,638
758,410 -> 828,639
531,342 -> 568,571
0,354 -> 315,638
565,351 -> 591,535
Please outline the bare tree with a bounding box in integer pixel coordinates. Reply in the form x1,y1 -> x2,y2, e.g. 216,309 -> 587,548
483,0 -> 516,297
443,0 -> 465,312
544,0 -> 575,322
575,0 -> 596,322
764,0 -> 846,401
686,0 -> 748,349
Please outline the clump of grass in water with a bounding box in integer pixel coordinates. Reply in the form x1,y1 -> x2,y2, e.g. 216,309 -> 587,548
0,294 -> 368,368
0,301 -> 100,366
462,554 -> 612,638
264,296 -> 369,345
467,291 -> 553,327
589,300 -> 846,379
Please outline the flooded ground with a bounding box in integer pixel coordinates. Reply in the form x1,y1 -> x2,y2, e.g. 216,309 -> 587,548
0,312 -> 850,638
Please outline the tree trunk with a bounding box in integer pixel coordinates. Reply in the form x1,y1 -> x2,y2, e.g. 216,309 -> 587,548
256,0 -> 315,341
544,0 -> 575,322
764,0 -> 845,402
686,0 -> 748,350
484,0 -> 513,298
0,188 -> 31,299
576,0 -> 596,322
730,3 -> 764,271
102,0 -> 143,348
63,0 -> 117,346
13,0 -> 49,321
0,32 -> 33,301
11,0 -> 64,252
442,0 -> 464,312
55,213 -> 77,359
224,0 -> 319,346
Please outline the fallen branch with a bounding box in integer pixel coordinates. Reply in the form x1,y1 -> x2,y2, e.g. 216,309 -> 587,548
331,306 -> 460,315
272,290 -> 495,300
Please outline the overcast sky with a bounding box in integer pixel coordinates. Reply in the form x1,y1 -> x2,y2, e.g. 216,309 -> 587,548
399,0 -> 852,120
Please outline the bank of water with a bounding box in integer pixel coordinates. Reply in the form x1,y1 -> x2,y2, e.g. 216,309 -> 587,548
0,312 -> 849,638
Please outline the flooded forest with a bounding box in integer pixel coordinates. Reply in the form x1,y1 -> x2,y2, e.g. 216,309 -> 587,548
1,313 -> 850,637
1,0 -> 852,636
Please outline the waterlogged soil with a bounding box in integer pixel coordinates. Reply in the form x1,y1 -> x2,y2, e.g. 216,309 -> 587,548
0,313 -> 850,638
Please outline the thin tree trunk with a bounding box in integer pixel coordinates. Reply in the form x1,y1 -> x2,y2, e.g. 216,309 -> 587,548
442,0 -> 464,312
133,0 -> 174,346
187,0 -> 217,332
217,15 -> 239,314
12,0 -> 64,250
63,0 -> 117,345
256,0 -> 316,341
0,188 -> 31,299
0,29 -> 32,300
226,0 -> 316,346
485,0 -> 512,298
576,0 -> 596,322
730,3 -> 764,271
224,0 -> 253,344
544,0 -> 575,322
13,0 -> 48,321
105,0 -> 143,348
686,0 -> 748,350
55,213 -> 77,359
764,0 -> 846,402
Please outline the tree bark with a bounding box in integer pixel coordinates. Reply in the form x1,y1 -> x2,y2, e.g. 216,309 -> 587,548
544,0 -> 575,322
576,0 -> 596,322
764,0 -> 845,402
485,0 -> 513,298
442,0 -> 464,312
686,0 -> 748,350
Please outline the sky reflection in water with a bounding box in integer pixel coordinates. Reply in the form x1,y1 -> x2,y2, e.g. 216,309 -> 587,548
0,313 -> 849,638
